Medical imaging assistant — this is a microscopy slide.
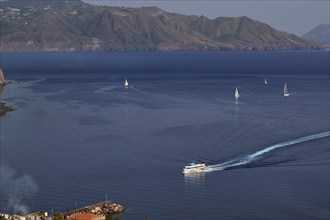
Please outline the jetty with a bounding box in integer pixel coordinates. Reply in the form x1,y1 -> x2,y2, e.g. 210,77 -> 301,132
63,200 -> 125,219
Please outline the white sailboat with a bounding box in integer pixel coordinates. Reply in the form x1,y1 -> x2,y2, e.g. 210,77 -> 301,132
264,77 -> 268,85
284,82 -> 290,97
124,79 -> 129,88
234,86 -> 240,100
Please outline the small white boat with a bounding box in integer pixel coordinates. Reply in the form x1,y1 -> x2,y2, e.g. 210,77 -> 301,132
183,162 -> 206,174
234,86 -> 240,100
124,79 -> 129,88
284,82 -> 290,97
264,77 -> 268,85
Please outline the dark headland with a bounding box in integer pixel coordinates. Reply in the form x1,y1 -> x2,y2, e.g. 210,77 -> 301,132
0,101 -> 13,117
0,68 -> 13,117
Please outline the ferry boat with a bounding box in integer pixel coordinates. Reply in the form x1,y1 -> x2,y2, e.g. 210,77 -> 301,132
183,162 -> 206,174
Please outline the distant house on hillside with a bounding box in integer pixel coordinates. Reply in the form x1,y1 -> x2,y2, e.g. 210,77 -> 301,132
0,212 -> 50,220
0,213 -> 10,219
67,213 -> 105,220
7,215 -> 25,220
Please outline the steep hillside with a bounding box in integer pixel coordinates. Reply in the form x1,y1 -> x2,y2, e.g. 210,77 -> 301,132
0,0 -> 322,51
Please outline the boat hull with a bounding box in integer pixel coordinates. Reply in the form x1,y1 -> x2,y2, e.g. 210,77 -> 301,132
183,168 -> 205,174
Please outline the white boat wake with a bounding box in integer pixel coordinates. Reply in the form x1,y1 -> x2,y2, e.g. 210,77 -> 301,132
202,131 -> 330,173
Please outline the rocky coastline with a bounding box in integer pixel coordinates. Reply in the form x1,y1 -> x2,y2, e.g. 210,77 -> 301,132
64,200 -> 125,216
0,67 -> 14,117
0,101 -> 14,118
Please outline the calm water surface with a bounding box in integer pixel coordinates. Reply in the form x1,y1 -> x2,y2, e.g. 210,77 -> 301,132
0,51 -> 329,219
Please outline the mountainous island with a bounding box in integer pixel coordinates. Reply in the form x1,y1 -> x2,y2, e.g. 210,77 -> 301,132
302,24 -> 330,46
0,0 -> 324,52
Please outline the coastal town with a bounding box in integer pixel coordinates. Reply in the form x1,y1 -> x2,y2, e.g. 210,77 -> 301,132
0,201 -> 125,220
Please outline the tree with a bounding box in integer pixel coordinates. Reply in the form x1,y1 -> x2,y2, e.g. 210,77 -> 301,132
105,213 -> 113,220
112,215 -> 121,220
53,213 -> 64,220
37,212 -> 46,220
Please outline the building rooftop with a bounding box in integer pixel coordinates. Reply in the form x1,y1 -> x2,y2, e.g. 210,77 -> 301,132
67,213 -> 104,220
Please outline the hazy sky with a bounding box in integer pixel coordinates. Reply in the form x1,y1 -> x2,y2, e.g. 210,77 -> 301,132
83,0 -> 329,36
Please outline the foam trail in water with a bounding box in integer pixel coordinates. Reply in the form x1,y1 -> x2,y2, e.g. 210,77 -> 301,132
204,131 -> 330,172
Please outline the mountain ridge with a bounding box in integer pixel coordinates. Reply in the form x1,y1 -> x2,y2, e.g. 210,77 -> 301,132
302,24 -> 330,46
0,0 -> 323,52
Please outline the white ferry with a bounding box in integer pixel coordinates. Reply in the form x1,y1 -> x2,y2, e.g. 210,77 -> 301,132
183,162 -> 206,174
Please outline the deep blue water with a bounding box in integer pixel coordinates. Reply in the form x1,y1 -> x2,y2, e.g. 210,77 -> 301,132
0,51 -> 329,219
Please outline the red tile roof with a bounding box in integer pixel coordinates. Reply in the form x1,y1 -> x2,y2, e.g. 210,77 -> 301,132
68,213 -> 102,220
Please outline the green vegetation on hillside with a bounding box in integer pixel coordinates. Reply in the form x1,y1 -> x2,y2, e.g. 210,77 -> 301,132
0,0 -> 323,51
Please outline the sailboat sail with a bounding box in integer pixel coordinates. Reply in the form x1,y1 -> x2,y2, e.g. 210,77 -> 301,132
235,87 -> 240,99
124,79 -> 129,88
284,82 -> 289,96
264,77 -> 268,85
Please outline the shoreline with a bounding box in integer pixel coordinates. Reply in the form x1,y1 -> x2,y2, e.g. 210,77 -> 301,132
0,47 -> 328,53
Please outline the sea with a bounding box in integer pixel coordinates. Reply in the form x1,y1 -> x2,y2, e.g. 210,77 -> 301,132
0,51 -> 329,220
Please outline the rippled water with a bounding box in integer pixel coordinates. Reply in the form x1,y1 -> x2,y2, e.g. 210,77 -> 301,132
0,51 -> 329,219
